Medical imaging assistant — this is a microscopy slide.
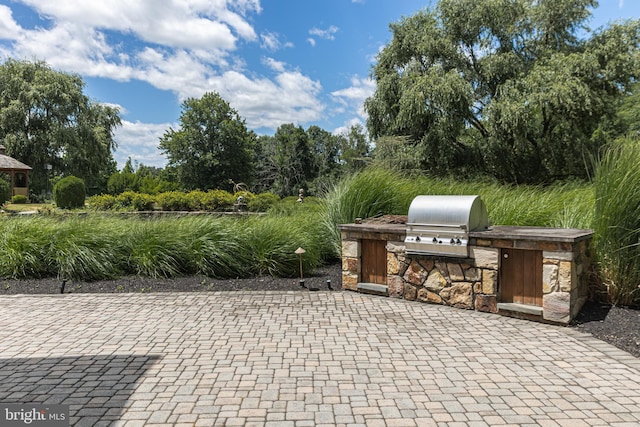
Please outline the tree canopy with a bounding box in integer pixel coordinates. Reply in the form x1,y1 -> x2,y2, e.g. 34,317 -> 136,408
365,0 -> 640,183
0,59 -> 121,196
159,92 -> 256,191
254,123 -> 370,196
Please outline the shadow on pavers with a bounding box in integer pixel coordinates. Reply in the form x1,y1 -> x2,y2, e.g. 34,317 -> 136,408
0,354 -> 161,426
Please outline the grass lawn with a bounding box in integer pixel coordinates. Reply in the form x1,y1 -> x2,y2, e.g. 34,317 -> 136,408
1,203 -> 52,213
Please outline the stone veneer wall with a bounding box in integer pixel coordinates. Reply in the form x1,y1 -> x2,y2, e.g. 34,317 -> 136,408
340,224 -> 592,325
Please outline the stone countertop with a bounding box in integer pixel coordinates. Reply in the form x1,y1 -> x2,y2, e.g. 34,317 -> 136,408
339,223 -> 592,243
470,225 -> 593,243
338,222 -> 406,233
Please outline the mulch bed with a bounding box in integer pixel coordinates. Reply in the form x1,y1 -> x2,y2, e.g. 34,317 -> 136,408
0,263 -> 638,358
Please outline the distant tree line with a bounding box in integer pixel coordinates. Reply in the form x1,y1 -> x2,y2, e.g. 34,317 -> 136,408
158,92 -> 370,197
0,60 -> 371,199
2,0 -> 640,198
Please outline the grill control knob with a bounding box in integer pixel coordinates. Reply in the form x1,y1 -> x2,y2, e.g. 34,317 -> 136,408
432,237 -> 438,244
450,238 -> 455,245
456,238 -> 462,245
415,236 -> 421,242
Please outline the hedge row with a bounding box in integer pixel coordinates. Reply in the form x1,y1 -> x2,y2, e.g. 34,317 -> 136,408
87,190 -> 281,213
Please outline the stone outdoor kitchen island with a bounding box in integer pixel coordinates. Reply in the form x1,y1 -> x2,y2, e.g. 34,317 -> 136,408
339,219 -> 593,324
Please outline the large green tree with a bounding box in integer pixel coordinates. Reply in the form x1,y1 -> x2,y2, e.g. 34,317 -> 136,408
257,123 -> 314,197
159,92 -> 256,191
365,0 -> 640,183
0,59 -> 121,196
337,123 -> 371,174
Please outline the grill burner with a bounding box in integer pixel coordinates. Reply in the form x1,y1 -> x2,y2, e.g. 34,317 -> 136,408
405,195 -> 490,257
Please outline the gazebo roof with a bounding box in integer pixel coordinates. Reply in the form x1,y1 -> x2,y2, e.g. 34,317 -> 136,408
0,145 -> 32,171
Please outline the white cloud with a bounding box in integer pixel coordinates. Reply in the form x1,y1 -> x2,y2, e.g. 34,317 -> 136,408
262,57 -> 286,72
208,69 -> 325,129
309,25 -> 339,41
307,38 -> 317,47
0,5 -> 22,40
113,120 -> 172,168
332,117 -> 366,137
331,75 -> 376,120
0,0 -> 328,132
260,30 -> 293,51
16,0 -> 259,49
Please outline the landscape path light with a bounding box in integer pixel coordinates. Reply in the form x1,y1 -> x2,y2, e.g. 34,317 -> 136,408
295,247 -> 306,288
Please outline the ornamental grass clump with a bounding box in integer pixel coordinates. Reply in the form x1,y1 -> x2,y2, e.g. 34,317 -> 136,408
593,139 -> 640,305
0,212 -> 331,281
45,217 -> 128,280
0,217 -> 54,278
185,217 -> 250,278
246,213 -> 327,277
320,169 -> 406,256
123,218 -> 197,278
320,168 -> 594,257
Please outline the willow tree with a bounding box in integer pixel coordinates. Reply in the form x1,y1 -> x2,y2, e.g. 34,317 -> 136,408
0,59 -> 121,195
365,0 -> 640,183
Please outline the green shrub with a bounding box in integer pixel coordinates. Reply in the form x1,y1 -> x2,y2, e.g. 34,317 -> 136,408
0,178 -> 10,205
138,176 -> 179,195
186,190 -> 207,211
53,176 -> 86,209
116,191 -> 155,211
200,189 -> 235,211
11,194 -> 28,204
87,194 -> 118,210
249,193 -> 280,212
107,171 -> 139,195
156,191 -> 191,211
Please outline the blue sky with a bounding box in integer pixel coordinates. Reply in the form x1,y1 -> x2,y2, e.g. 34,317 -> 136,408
0,0 -> 639,169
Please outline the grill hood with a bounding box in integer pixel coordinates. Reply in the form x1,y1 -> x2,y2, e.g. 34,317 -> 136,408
405,195 -> 490,257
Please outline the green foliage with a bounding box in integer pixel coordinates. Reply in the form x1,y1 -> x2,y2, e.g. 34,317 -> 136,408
258,124 -> 313,196
338,123 -> 371,174
320,167 -> 594,256
116,191 -> 155,211
365,0 -> 640,183
200,190 -> 235,211
53,176 -> 86,209
0,59 -> 121,195
593,139 -> 640,305
107,171 -> 139,195
138,176 -> 178,195
0,214 -> 331,280
159,92 -> 256,191
320,169 -> 406,256
256,123 -> 370,196
156,191 -> 191,211
11,195 -> 28,204
87,194 -> 118,211
0,178 -> 11,205
248,192 -> 280,212
88,189 -> 239,212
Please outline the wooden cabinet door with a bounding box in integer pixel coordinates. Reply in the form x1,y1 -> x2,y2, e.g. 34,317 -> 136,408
500,248 -> 543,306
361,239 -> 387,285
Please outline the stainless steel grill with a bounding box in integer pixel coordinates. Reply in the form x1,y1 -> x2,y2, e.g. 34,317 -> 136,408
404,195 -> 490,257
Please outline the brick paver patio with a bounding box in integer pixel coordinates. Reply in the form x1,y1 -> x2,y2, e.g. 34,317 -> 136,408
1,291 -> 639,426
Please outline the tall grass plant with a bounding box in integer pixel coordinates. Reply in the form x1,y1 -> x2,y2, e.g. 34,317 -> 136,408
593,139 -> 640,305
320,169 -> 593,257
0,211 -> 331,281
